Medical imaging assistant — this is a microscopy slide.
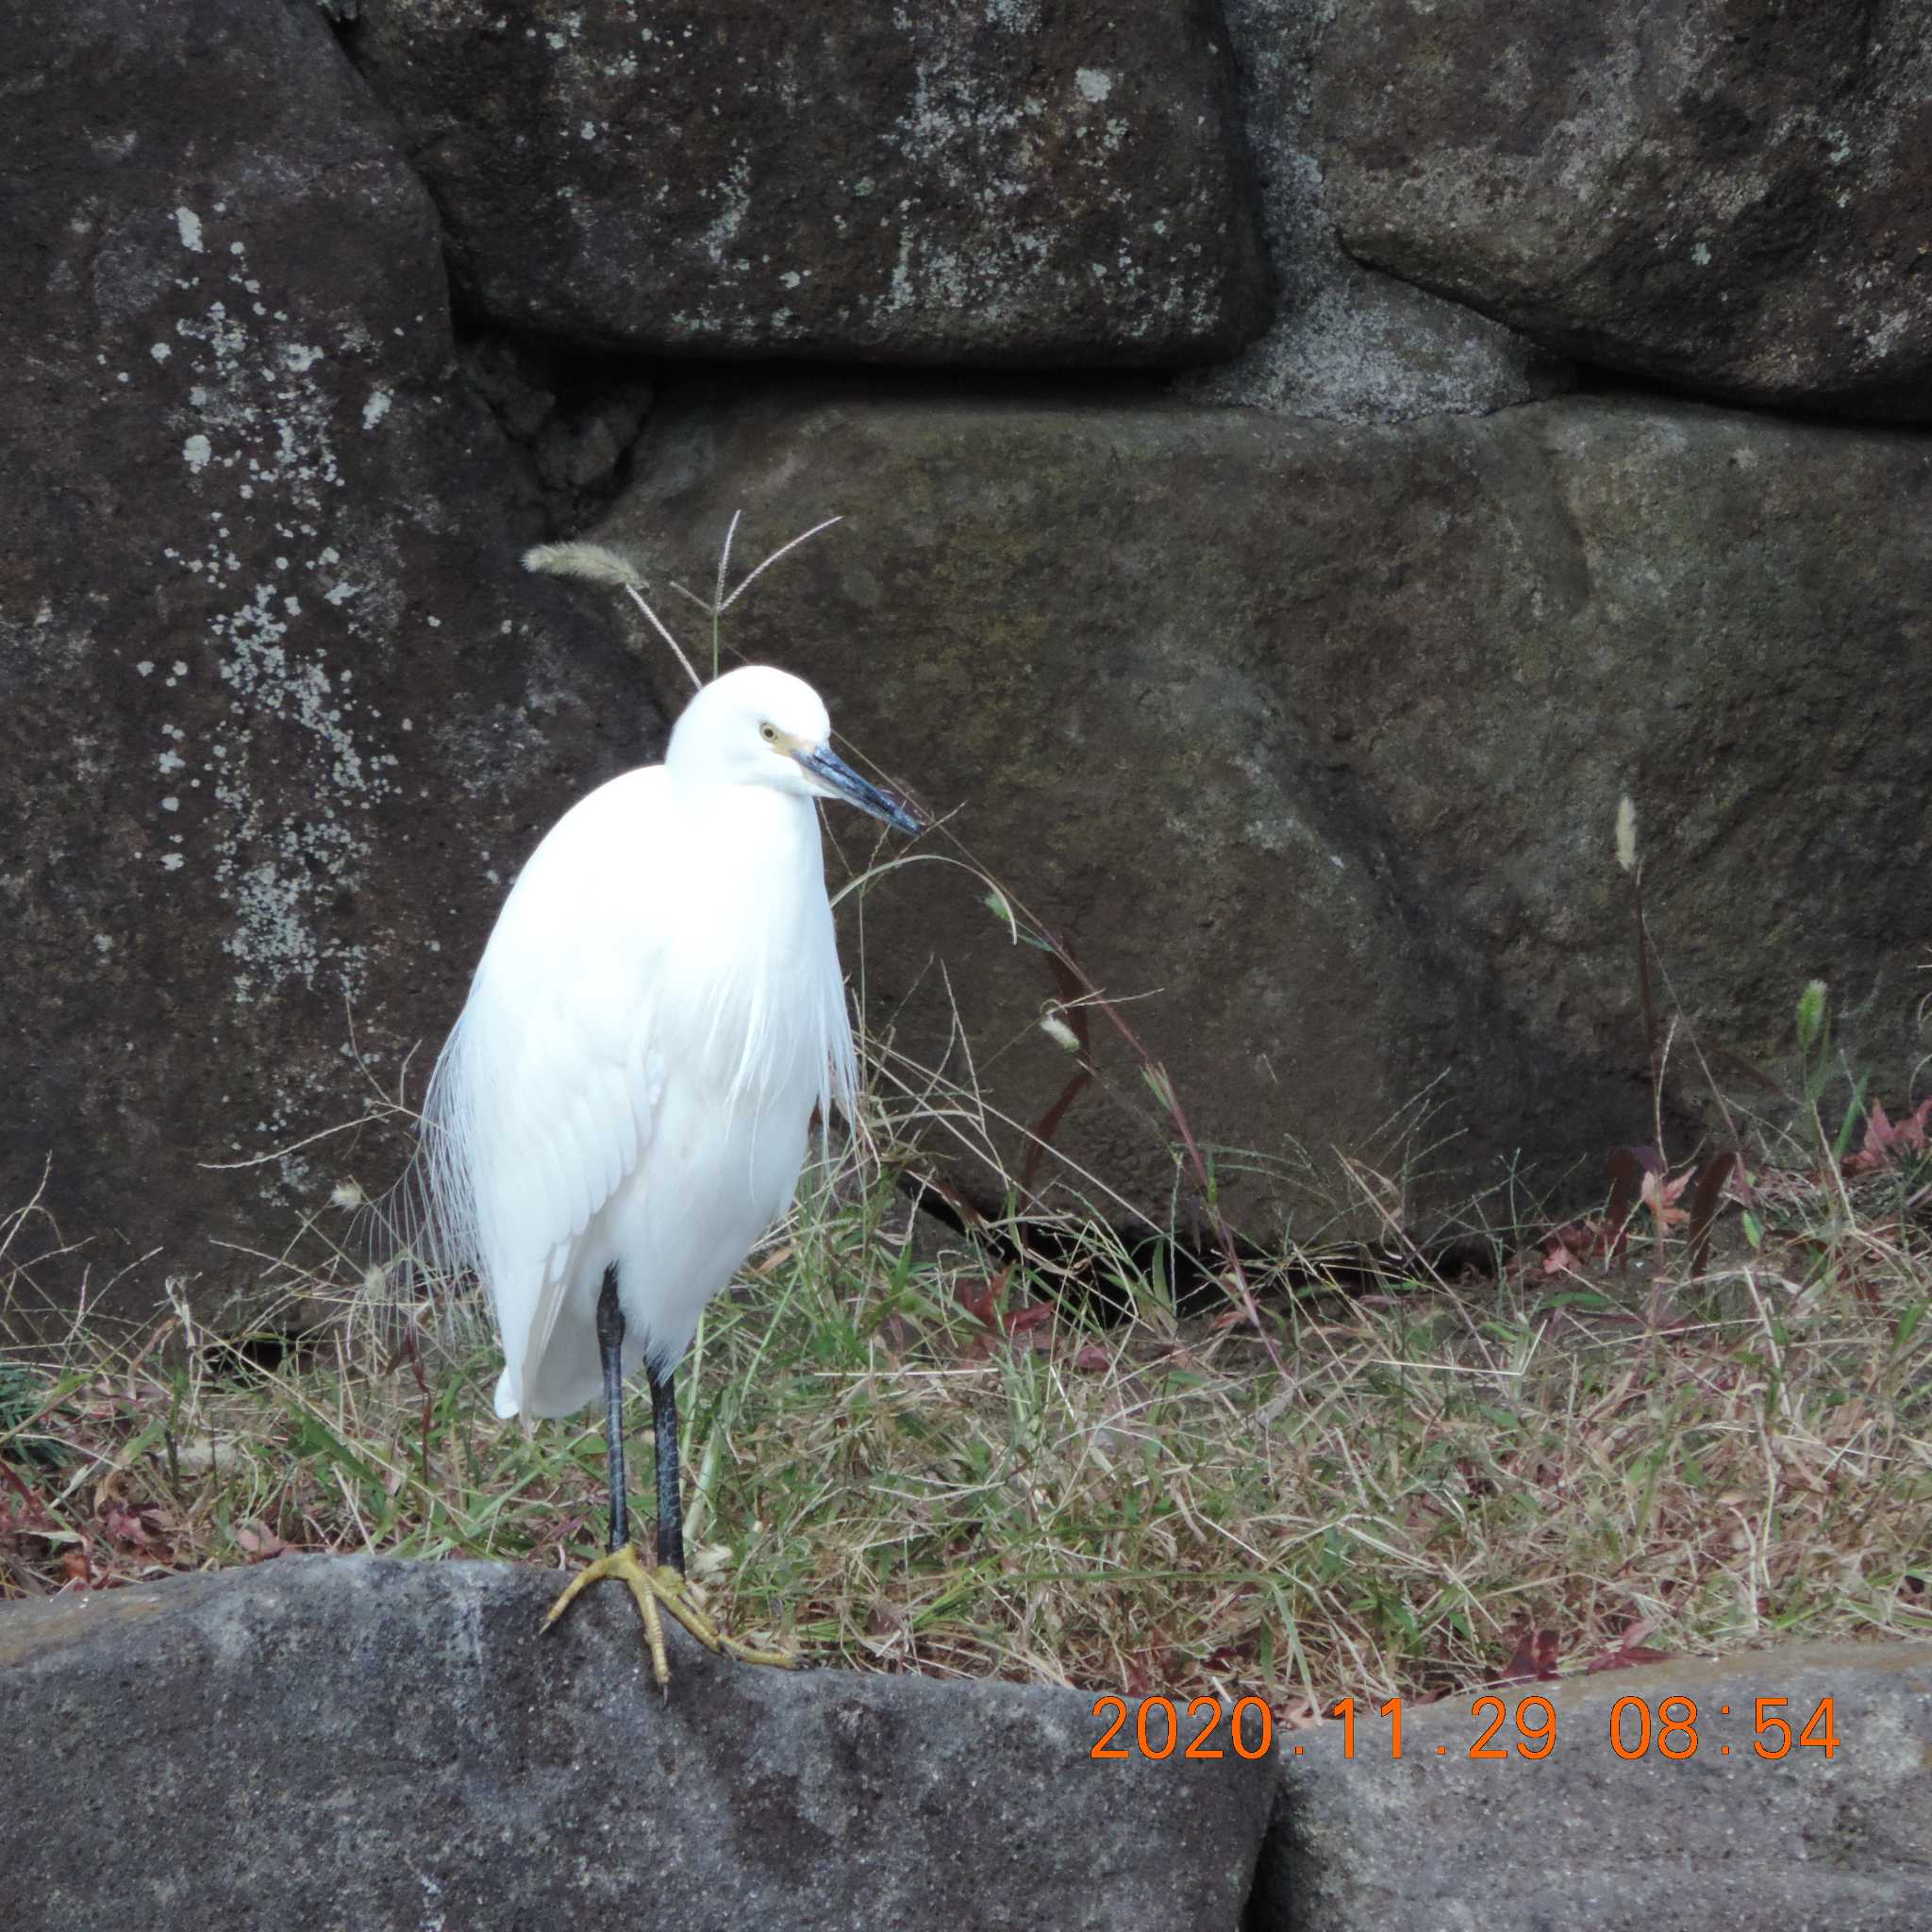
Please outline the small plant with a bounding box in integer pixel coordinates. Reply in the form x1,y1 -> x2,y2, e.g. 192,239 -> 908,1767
1795,978 -> 1854,1160
0,1362 -> 71,1491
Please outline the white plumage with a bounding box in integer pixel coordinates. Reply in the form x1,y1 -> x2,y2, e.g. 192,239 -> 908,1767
414,664 -> 908,1425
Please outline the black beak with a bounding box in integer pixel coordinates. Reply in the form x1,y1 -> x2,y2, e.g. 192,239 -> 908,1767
796,743 -> 924,835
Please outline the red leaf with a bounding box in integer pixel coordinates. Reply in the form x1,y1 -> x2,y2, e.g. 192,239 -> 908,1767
1845,1097 -> 1932,1174
1532,1216 -> 1617,1276
1002,1300 -> 1056,1351
1606,1146 -> 1664,1260
1585,1643 -> 1674,1674
1845,1101 -> 1895,1175
1688,1151 -> 1740,1276
1490,1624 -> 1561,1685
0,1462 -> 56,1526
104,1506 -> 153,1549
1585,1618 -> 1676,1673
955,1269 -> 1008,1332
1640,1167 -> 1690,1228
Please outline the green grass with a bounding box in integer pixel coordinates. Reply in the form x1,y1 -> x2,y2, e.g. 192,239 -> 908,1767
4,1097 -> 1927,1711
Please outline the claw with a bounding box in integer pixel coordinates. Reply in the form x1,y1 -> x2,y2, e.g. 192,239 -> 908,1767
542,1543 -> 796,1688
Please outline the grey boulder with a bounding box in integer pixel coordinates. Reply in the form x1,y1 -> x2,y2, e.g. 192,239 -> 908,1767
344,0 -> 1272,365
1261,1642 -> 1932,1930
0,0 -> 648,1333
1315,0 -> 1932,416
0,1555 -> 1275,1930
599,385 -> 1932,1234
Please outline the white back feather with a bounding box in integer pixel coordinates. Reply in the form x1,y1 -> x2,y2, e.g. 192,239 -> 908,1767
398,668 -> 861,1417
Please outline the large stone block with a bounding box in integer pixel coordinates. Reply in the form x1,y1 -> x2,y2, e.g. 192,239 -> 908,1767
1314,0 -> 1932,416
1257,1643 -> 1932,1930
0,0 -> 649,1331
0,1556 -> 1275,1930
342,0 -> 1272,365
598,385 -> 1932,1234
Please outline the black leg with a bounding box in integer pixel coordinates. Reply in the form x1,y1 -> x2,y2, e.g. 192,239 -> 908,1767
647,1357 -> 684,1576
541,1299 -> 791,1682
596,1265 -> 628,1555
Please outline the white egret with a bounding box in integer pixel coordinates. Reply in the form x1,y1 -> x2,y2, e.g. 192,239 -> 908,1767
410,664 -> 920,1684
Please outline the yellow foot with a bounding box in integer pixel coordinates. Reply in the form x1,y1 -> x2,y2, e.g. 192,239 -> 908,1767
541,1543 -> 797,1689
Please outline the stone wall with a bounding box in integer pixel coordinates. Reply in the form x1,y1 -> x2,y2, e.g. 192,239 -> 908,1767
4,0 -> 1926,1324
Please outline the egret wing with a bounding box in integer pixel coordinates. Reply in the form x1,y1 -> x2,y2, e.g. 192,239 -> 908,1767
421,769 -> 676,1416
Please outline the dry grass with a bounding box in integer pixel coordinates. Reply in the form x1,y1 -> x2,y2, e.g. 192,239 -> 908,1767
4,1080 -> 1927,1714
5,533 -> 1925,1706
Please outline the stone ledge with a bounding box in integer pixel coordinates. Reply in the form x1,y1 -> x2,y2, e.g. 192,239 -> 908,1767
7,1559 -> 1927,1927
0,1554 -> 1272,1931
1257,1641 -> 1932,1931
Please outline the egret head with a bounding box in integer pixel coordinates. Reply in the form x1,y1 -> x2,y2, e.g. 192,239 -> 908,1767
667,665 -> 922,833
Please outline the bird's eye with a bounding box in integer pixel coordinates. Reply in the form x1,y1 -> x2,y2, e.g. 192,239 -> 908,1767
759,723 -> 777,743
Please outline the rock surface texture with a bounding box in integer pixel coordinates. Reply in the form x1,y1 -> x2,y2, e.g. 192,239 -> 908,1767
344,0 -> 1272,364
0,0 -> 650,1328
1259,1643 -> 1932,1930
1316,0 -> 1932,415
1182,0 -> 1577,419
0,1556 -> 1274,1930
602,386 -> 1932,1227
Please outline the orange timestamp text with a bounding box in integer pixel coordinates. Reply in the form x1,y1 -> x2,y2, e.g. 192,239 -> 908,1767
1089,1692 -> 1839,1761
1090,1694 -> 1275,1760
